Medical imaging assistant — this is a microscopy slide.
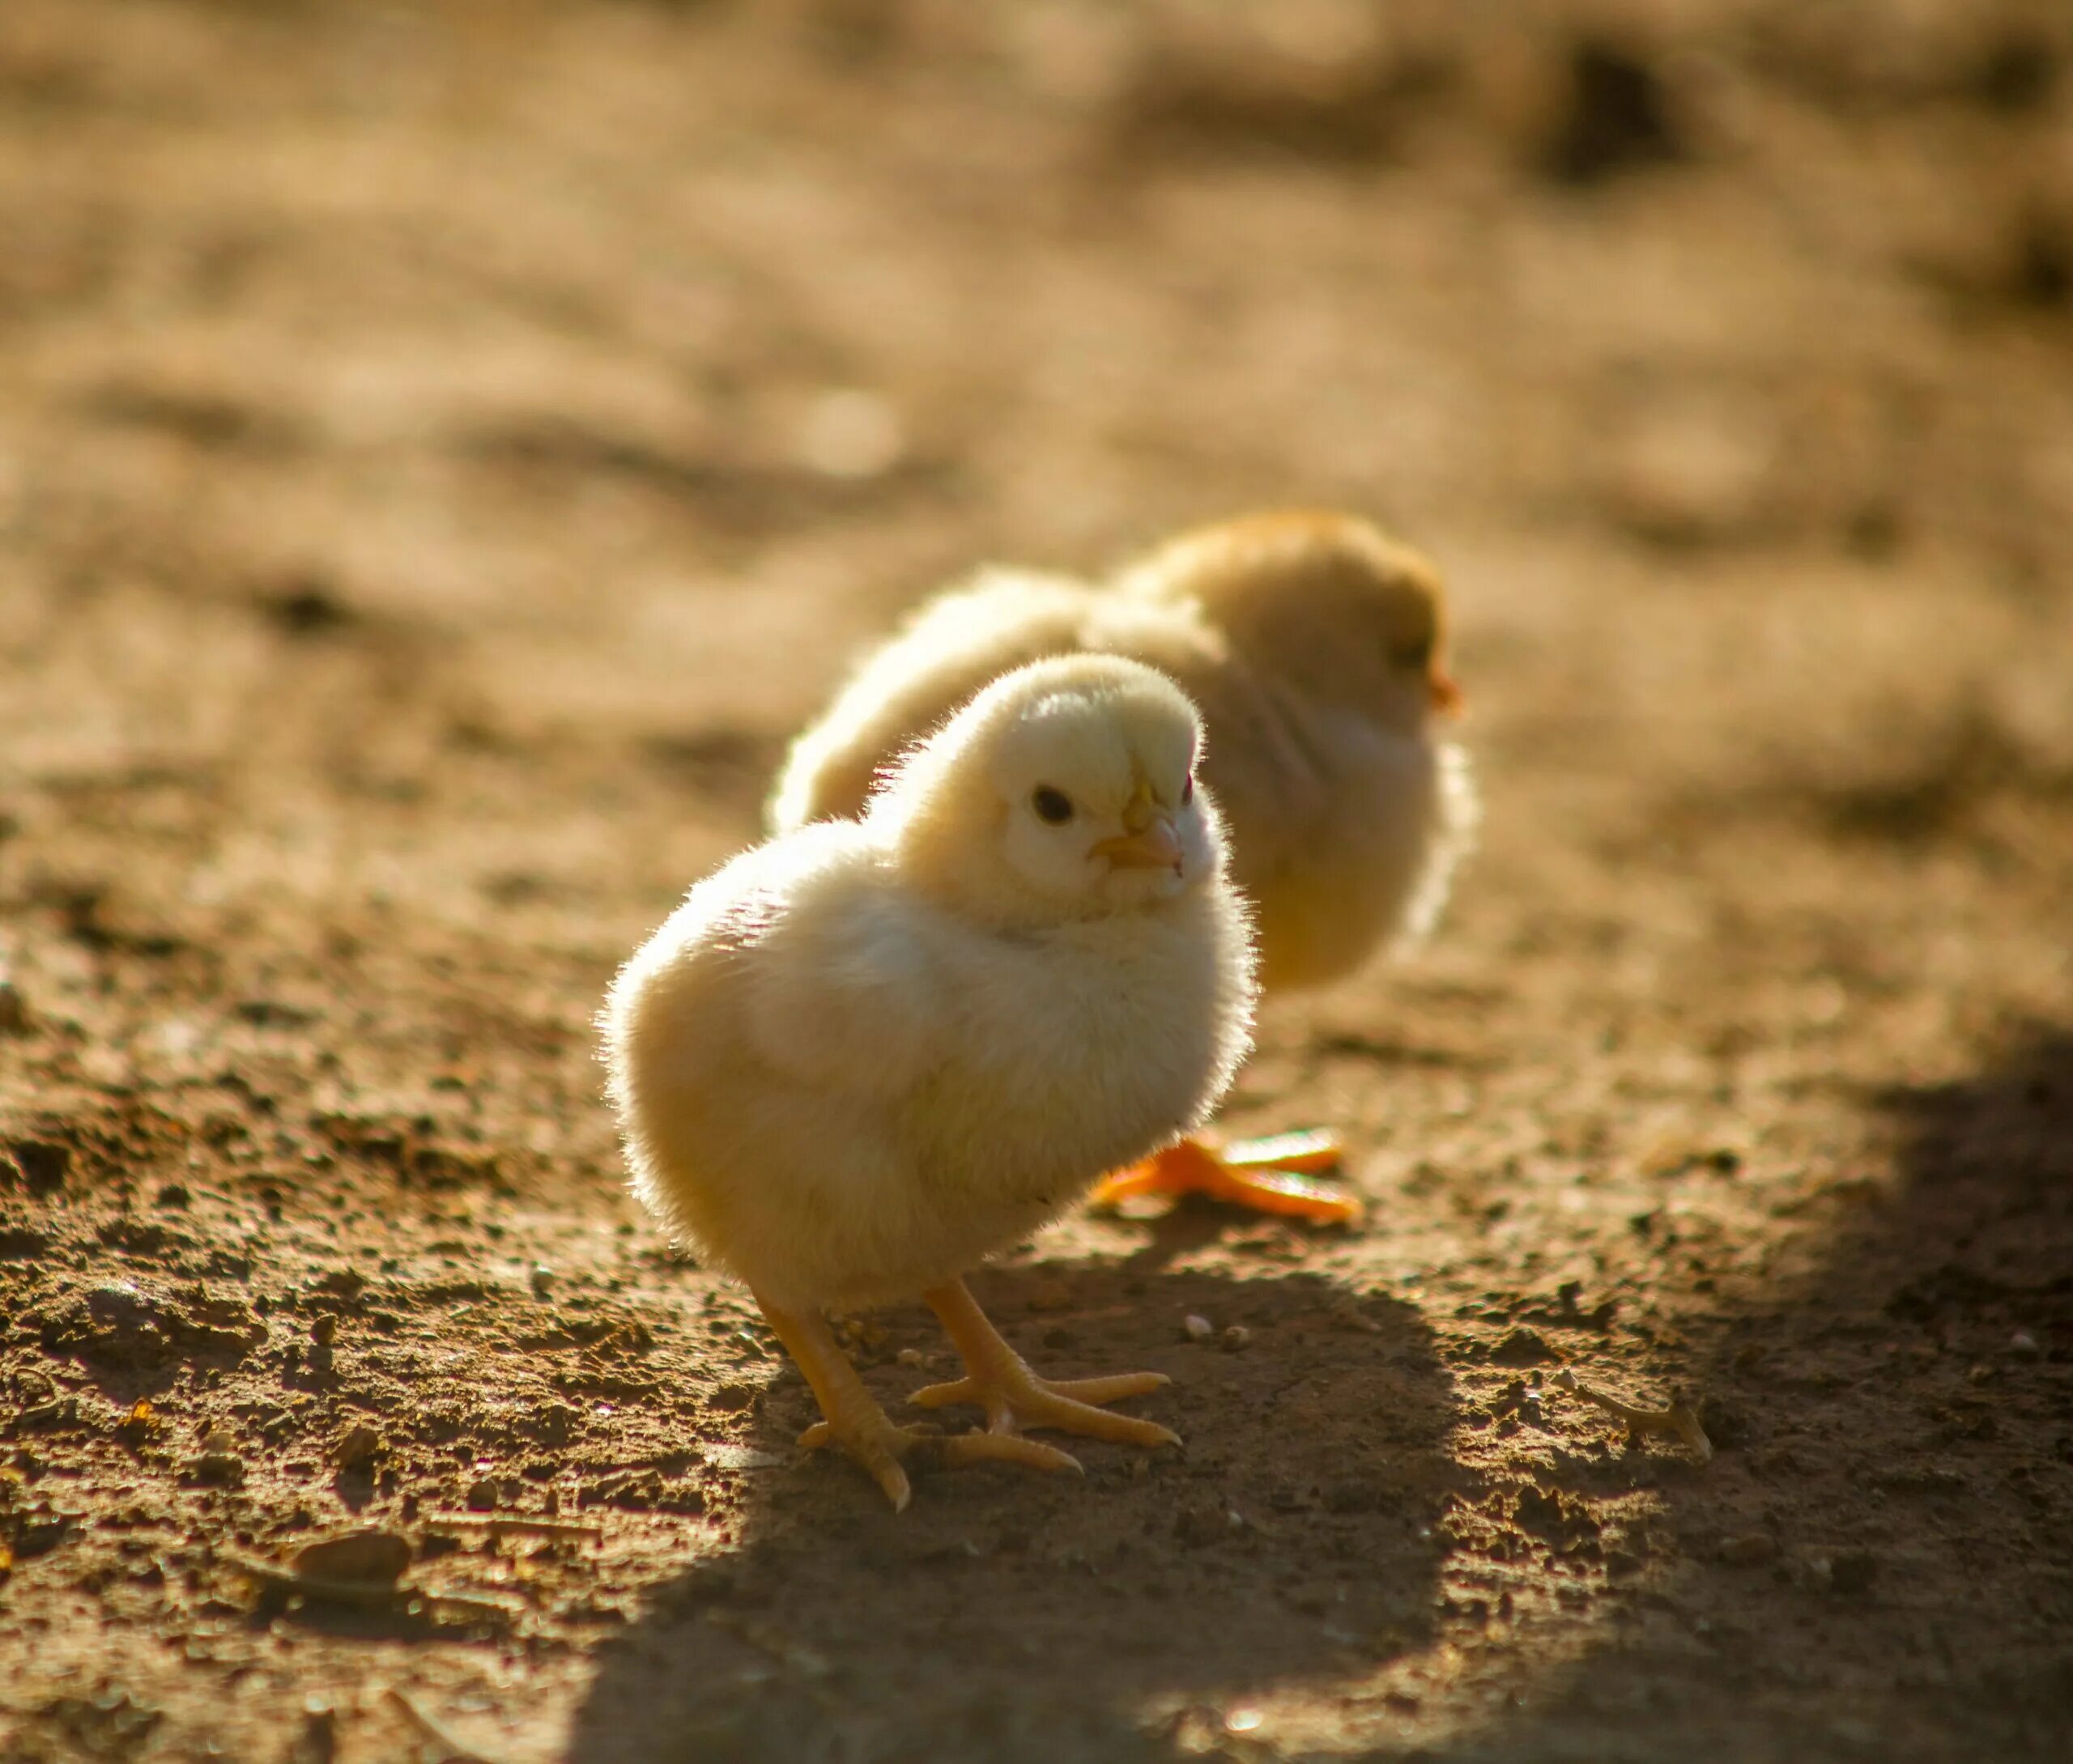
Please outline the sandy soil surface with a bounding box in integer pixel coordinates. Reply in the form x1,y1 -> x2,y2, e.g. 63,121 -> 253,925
3,3 -> 2071,1760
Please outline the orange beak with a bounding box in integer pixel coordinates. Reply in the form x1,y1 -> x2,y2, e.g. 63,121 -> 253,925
1092,818 -> 1185,876
1428,664 -> 1465,717
1091,779 -> 1185,876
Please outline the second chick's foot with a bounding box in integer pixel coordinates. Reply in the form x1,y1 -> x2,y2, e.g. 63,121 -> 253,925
913,1279 -> 1181,1452
1087,1130 -> 1363,1226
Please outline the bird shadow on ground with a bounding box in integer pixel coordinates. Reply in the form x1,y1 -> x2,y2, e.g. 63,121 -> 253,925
565,1258 -> 1465,1764
1424,1025 -> 2073,1764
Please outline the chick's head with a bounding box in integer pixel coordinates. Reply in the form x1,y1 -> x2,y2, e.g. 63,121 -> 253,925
879,656 -> 1220,928
1129,510 -> 1462,736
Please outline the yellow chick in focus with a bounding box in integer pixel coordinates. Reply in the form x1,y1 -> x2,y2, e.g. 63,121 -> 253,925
769,511 -> 1475,1225
602,656 -> 1255,1509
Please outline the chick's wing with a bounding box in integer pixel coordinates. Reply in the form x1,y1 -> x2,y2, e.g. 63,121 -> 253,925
730,848 -> 951,1103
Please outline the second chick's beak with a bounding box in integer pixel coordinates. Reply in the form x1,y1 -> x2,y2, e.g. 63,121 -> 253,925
1428,663 -> 1466,717
1091,780 -> 1185,878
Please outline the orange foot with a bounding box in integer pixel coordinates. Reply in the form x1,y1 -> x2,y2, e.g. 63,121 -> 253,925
756,1287 -> 1079,1511
909,1279 -> 1181,1456
1087,1130 -> 1362,1226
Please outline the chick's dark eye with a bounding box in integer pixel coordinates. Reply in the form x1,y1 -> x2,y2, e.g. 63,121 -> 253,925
1394,634 -> 1434,670
1031,785 -> 1074,825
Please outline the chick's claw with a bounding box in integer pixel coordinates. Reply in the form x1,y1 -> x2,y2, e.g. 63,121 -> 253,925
933,1430 -> 1084,1478
1088,1132 -> 1362,1226
796,1415 -> 917,1512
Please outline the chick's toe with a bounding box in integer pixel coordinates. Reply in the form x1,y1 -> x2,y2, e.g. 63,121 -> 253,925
761,1291 -> 1083,1510
798,1419 -> 1083,1504
911,1280 -> 1181,1451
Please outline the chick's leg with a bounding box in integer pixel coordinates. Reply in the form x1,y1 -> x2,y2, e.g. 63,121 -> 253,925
1086,1131 -> 1362,1226
909,1278 -> 1181,1450
751,1290 -> 1077,1512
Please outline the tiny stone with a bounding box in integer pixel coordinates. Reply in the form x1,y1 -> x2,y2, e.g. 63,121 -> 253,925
310,1315 -> 338,1346
192,1451 -> 245,1488
530,1263 -> 555,1299
0,980 -> 28,1033
154,1184 -> 191,1209
466,1477 -> 498,1512
2008,1330 -> 2041,1358
1182,1314 -> 1215,1342
1220,1325 -> 1251,1352
334,1423 -> 380,1469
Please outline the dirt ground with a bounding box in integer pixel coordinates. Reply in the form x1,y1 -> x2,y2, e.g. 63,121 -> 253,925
2,2 -> 2071,1759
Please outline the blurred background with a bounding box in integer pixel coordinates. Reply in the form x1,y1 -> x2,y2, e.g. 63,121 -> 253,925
6,0 -> 2070,919
2,3 -> 2070,1762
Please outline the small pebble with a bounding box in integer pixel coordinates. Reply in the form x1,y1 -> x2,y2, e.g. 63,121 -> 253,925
192,1450 -> 245,1488
310,1315 -> 338,1347
2008,1330 -> 2041,1359
295,1529 -> 411,1587
334,1423 -> 381,1469
0,979 -> 28,1033
1220,1325 -> 1251,1352
530,1263 -> 556,1299
1181,1314 -> 1215,1342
